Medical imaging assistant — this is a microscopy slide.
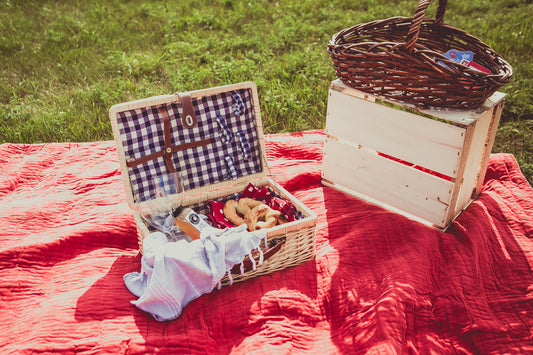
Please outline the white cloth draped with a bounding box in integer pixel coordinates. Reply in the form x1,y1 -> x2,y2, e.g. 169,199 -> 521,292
124,224 -> 267,321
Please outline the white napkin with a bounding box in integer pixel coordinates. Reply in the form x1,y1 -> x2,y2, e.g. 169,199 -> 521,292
124,224 -> 267,321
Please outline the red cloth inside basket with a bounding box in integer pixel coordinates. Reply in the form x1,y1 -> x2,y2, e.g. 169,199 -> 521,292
207,182 -> 298,229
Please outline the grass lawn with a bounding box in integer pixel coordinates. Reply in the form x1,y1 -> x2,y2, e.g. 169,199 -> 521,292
1,0 -> 532,183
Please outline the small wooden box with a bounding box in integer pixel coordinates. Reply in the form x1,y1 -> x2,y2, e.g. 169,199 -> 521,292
322,80 -> 506,230
109,82 -> 316,285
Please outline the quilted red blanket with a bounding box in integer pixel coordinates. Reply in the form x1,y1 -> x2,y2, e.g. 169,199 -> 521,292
1,130 -> 532,354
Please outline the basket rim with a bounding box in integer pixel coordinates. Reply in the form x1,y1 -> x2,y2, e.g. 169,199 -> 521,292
328,17 -> 512,80
134,177 -> 318,255
327,15 -> 512,109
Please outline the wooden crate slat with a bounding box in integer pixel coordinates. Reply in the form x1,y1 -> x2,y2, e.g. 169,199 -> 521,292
322,138 -> 454,227
452,108 -> 495,218
326,89 -> 465,179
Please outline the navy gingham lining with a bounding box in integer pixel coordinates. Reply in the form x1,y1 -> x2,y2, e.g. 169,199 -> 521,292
116,88 -> 262,203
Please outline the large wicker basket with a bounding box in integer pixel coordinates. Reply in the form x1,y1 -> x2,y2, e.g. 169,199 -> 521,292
328,0 -> 512,109
109,82 -> 316,286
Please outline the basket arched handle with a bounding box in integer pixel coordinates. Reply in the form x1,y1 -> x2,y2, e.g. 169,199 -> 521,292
404,0 -> 447,53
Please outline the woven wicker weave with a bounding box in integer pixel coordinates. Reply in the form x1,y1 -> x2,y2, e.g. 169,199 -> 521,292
131,178 -> 316,286
109,82 -> 317,286
328,0 -> 512,109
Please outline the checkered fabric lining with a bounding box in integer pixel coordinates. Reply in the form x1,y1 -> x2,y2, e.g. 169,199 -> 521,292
116,88 -> 262,203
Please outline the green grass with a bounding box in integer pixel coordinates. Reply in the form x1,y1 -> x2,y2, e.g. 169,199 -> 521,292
1,0 -> 532,183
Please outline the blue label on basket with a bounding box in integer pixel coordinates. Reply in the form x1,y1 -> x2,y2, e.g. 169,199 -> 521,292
443,49 -> 474,65
438,49 -> 490,74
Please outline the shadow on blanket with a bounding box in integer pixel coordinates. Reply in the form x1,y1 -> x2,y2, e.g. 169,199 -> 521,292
75,254 -> 140,322
322,154 -> 533,354
75,240 -> 320,349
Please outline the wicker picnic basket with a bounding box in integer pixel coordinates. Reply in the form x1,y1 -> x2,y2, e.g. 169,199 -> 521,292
109,82 -> 316,286
328,0 -> 512,109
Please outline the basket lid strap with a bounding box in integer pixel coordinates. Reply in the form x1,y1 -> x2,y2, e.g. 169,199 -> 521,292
177,92 -> 198,128
405,0 -> 447,53
230,237 -> 286,274
124,93 -> 211,172
126,138 -> 212,168
159,107 -> 178,174
125,106 -> 203,174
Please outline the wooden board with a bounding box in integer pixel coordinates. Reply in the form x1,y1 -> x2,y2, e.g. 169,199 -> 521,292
452,108 -> 492,218
326,89 -> 465,179
474,100 -> 506,197
321,138 -> 454,227
330,80 -> 507,127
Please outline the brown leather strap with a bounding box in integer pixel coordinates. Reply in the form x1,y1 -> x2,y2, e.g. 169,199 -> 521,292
126,138 -> 212,168
231,237 -> 286,274
125,100 -> 209,172
157,107 -> 176,173
178,92 -> 198,128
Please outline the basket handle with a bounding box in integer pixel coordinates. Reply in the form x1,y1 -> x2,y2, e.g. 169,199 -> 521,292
404,0 -> 447,53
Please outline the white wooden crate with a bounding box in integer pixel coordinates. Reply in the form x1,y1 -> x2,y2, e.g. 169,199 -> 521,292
321,80 -> 506,230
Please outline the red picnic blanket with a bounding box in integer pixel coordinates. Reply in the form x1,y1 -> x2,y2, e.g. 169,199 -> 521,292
0,130 -> 532,354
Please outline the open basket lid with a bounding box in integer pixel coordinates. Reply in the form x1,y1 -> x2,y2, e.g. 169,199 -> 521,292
109,82 -> 270,212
